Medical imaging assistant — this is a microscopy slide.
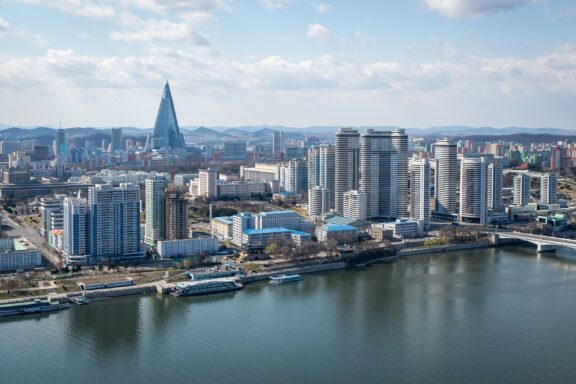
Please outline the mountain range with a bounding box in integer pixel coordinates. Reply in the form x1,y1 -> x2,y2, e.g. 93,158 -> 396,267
0,125 -> 572,144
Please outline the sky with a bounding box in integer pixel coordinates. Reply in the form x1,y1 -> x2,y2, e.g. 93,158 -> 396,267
0,0 -> 575,129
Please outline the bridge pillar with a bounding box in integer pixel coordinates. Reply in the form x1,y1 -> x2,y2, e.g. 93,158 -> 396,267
537,243 -> 556,253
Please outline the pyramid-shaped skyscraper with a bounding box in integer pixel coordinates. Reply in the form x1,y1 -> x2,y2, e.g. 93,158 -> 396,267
145,81 -> 186,150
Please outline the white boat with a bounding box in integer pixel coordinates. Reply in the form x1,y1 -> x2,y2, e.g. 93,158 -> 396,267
269,274 -> 302,285
170,278 -> 243,297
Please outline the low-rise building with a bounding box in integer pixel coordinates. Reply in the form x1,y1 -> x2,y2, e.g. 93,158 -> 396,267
0,237 -> 42,271
316,224 -> 358,244
211,216 -> 234,240
157,236 -> 219,258
376,219 -> 420,239
272,191 -> 301,204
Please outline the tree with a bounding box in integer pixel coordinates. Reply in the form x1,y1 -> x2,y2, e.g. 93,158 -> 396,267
265,243 -> 279,257
325,239 -> 339,258
182,259 -> 192,269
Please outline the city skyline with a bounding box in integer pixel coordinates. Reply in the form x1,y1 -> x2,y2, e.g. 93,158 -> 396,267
1,1 -> 575,128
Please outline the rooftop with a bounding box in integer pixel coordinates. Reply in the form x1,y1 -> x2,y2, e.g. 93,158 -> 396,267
324,224 -> 358,232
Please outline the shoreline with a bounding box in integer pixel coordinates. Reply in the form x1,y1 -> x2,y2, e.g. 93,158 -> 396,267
0,241 -> 521,307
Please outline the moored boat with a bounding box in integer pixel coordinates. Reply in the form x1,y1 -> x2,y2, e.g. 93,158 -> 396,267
170,278 -> 243,297
0,298 -> 70,318
269,274 -> 302,285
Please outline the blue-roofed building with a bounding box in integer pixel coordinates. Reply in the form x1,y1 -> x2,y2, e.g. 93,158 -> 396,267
242,227 -> 311,248
316,224 -> 358,244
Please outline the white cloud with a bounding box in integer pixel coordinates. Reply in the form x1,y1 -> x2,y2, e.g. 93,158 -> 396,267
306,23 -> 333,42
425,0 -> 532,18
355,31 -> 375,45
17,0 -> 115,19
311,2 -> 330,13
111,14 -> 211,45
259,0 -> 293,11
0,16 -> 47,45
118,0 -> 230,13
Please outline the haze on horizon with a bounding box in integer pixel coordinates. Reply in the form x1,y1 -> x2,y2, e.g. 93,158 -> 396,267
0,0 -> 575,129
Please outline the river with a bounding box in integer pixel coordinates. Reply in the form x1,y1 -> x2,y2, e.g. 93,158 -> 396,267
2,246 -> 576,384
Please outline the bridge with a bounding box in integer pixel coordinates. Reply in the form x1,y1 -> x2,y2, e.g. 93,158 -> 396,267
497,231 -> 576,253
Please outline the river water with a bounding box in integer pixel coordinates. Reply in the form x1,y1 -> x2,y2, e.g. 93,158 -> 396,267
2,246 -> 576,384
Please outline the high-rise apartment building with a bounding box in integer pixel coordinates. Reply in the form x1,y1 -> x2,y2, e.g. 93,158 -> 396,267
359,129 -> 397,220
284,159 -> 307,195
487,160 -> 503,213
410,158 -> 430,232
89,184 -> 142,261
145,176 -> 168,246
434,139 -> 457,216
166,194 -> 189,240
334,128 -> 360,214
391,129 -> 408,218
459,156 -> 489,224
63,197 -> 90,265
541,173 -> 558,204
513,174 -> 531,206
307,144 -> 335,209
308,187 -> 330,217
111,127 -> 123,152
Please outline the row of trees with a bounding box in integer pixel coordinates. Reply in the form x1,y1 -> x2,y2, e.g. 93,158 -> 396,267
264,238 -> 340,261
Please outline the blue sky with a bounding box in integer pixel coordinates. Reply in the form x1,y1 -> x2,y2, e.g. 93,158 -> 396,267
0,0 -> 575,129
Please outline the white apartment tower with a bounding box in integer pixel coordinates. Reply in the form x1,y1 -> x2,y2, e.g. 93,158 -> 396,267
145,176 -> 167,246
343,190 -> 367,220
198,169 -> 218,198
307,144 -> 335,209
62,197 -> 90,265
541,173 -> 558,204
391,129 -> 408,218
459,156 -> 489,224
334,128 -> 360,214
513,174 -> 531,206
410,158 -> 430,233
434,139 -> 457,216
308,187 -> 330,217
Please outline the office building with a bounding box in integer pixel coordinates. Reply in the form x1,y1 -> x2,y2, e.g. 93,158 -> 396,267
316,224 -> 358,244
0,238 -> 42,272
54,128 -> 66,156
343,190 -> 367,220
145,177 -> 167,246
174,173 -> 196,186
513,174 -> 531,206
89,184 -> 143,261
240,162 -> 282,181
541,173 -> 558,204
334,128 -> 360,213
410,158 -> 430,232
157,236 -> 218,258
273,130 -> 285,160
145,81 -> 186,150
434,139 -> 457,215
223,142 -> 247,160
111,127 -> 123,152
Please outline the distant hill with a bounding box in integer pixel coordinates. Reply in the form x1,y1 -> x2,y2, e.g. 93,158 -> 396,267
0,125 -> 572,144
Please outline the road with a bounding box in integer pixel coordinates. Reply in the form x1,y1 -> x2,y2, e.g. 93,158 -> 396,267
0,211 -> 60,268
